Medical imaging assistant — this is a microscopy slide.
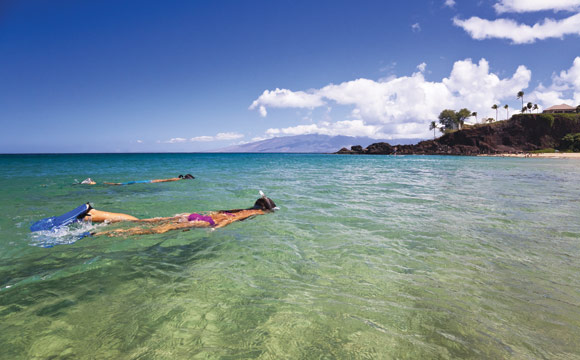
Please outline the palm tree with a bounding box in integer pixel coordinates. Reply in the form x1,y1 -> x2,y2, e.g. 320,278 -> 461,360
517,91 -> 524,111
526,102 -> 533,113
471,111 -> 478,123
504,104 -> 509,120
533,104 -> 539,113
522,106 -> 527,114
491,104 -> 498,122
429,121 -> 438,140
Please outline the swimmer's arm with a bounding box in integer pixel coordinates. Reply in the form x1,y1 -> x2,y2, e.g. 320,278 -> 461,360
213,209 -> 264,228
92,221 -> 208,237
133,216 -> 178,223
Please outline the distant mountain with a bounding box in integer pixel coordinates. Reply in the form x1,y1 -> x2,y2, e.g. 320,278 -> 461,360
212,134 -> 422,153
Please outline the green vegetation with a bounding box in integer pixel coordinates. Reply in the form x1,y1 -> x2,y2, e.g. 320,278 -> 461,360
530,148 -> 556,153
429,121 -> 439,139
557,113 -> 580,123
539,114 -> 555,128
517,91 -> 524,112
560,133 -> 580,152
513,113 -> 554,128
526,102 -> 533,113
491,104 -> 498,122
471,111 -> 477,122
438,108 -> 471,132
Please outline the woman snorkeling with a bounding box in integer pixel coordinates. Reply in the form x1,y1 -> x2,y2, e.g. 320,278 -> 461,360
81,193 -> 276,237
77,174 -> 195,185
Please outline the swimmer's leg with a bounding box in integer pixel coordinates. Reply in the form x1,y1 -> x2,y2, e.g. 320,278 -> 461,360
84,209 -> 139,223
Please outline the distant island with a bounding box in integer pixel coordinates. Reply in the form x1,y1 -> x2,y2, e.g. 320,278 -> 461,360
336,113 -> 580,156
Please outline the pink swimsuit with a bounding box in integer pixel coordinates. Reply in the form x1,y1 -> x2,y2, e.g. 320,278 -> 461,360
187,213 -> 215,226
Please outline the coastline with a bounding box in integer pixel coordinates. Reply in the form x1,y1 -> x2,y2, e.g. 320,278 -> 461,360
478,152 -> 580,159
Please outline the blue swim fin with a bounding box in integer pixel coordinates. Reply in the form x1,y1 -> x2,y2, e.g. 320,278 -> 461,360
30,203 -> 92,232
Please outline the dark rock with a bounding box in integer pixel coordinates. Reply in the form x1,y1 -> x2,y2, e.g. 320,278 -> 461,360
365,142 -> 394,155
334,114 -> 580,156
336,147 -> 355,154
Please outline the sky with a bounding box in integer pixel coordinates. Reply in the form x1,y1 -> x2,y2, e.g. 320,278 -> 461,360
1,0 -> 580,153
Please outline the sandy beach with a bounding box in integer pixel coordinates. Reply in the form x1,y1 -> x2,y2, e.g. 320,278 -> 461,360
479,153 -> 580,159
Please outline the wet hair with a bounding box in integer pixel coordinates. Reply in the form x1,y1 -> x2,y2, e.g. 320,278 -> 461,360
217,196 -> 276,214
179,174 -> 195,179
252,197 -> 276,211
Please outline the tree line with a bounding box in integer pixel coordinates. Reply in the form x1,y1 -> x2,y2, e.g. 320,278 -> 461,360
428,90 -> 580,139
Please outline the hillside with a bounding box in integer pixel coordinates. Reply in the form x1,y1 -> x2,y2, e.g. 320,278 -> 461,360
212,134 -> 421,153
336,114 -> 580,155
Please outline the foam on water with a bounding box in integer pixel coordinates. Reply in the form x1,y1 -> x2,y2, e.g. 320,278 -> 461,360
29,221 -> 97,248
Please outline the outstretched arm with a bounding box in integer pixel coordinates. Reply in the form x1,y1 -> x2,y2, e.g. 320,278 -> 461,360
92,220 -> 208,237
212,209 -> 265,228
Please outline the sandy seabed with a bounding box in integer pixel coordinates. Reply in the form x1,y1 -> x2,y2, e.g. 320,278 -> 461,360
479,153 -> 580,159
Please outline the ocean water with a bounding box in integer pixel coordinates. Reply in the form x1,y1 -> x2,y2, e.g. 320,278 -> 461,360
0,153 -> 579,359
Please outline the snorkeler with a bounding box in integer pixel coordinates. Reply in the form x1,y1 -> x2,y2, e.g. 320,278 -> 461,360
81,193 -> 276,237
76,174 -> 195,185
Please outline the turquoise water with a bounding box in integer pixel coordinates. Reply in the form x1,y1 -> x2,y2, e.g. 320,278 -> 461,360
1,153 -> 579,359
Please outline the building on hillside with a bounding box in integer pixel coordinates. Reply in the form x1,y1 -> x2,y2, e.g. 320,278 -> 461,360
543,104 -> 576,114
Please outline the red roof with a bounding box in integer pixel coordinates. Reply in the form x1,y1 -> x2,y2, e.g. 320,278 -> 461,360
544,104 -> 575,111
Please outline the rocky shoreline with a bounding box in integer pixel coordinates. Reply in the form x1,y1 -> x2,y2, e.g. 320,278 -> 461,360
335,113 -> 580,156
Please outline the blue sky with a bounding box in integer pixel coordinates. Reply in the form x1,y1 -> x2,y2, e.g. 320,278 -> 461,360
1,0 -> 580,153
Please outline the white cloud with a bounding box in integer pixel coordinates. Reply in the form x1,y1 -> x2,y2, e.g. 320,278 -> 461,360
453,12 -> 580,44
266,120 -> 390,139
444,0 -> 456,8
136,139 -> 143,143
166,132 -> 244,143
494,0 -> 580,13
190,136 -> 214,142
190,132 -> 244,142
249,88 -> 324,118
455,0 -> 580,43
215,132 -> 245,141
417,62 -> 427,73
250,136 -> 271,142
411,23 -> 421,32
258,105 -> 267,117
530,56 -> 580,105
250,58 -> 534,139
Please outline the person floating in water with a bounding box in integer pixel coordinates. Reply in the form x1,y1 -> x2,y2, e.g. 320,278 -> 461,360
60,192 -> 276,236
30,192 -> 276,239
84,193 -> 276,237
77,174 -> 195,185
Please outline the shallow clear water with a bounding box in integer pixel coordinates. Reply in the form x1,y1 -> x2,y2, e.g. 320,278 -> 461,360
1,153 -> 579,359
